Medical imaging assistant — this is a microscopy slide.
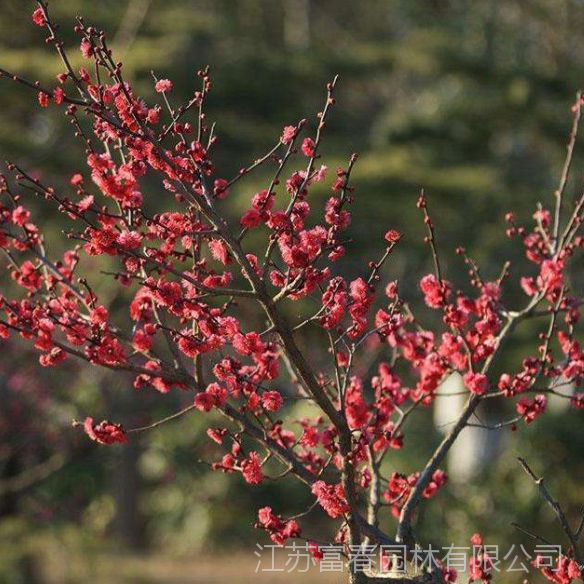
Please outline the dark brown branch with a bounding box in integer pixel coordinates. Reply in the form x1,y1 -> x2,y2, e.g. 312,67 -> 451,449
553,91 -> 582,248
417,189 -> 442,282
517,457 -> 582,563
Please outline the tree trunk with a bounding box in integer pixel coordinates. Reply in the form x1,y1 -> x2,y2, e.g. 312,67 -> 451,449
349,572 -> 442,584
112,437 -> 145,549
348,571 -> 438,583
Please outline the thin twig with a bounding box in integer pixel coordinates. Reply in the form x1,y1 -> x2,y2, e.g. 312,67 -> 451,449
517,457 -> 581,563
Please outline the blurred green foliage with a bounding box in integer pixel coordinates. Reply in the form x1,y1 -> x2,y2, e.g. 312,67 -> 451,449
1,1 -> 584,582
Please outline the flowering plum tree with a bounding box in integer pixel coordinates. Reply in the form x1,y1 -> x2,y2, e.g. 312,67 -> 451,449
1,3 -> 584,583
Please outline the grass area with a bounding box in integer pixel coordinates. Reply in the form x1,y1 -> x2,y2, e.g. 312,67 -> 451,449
42,551 -> 342,584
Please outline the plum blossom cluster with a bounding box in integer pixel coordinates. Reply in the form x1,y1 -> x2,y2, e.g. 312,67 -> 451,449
0,4 -> 583,583
534,554 -> 582,584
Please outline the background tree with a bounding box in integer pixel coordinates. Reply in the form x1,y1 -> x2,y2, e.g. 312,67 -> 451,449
5,3 -> 579,584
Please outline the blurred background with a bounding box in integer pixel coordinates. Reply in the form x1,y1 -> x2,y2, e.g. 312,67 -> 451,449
1,0 -> 584,582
